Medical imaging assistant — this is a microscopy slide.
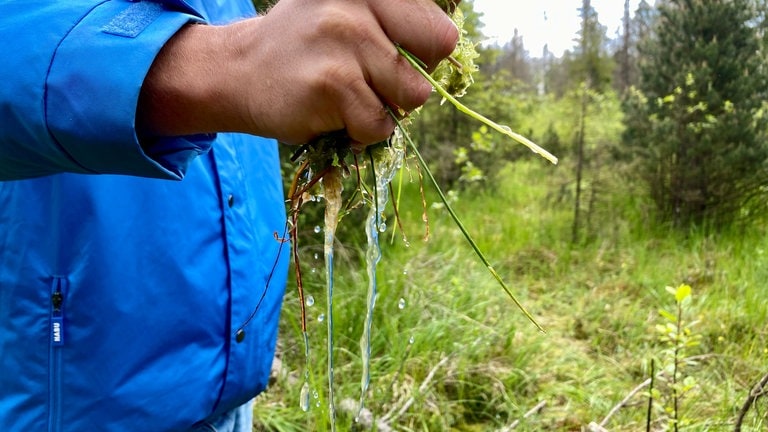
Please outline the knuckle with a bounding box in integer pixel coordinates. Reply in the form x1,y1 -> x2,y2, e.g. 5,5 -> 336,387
316,62 -> 356,102
314,5 -> 348,33
315,5 -> 369,44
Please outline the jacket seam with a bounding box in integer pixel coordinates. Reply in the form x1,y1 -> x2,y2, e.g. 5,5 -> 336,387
205,147 -> 232,416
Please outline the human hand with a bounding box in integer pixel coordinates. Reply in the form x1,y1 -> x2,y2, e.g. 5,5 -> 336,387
138,0 -> 459,147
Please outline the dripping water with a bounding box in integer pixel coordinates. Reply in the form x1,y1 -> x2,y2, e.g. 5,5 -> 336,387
299,331 -> 311,411
321,167 -> 343,431
357,132 -> 406,419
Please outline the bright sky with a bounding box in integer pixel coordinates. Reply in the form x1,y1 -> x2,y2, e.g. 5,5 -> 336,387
472,0 -> 642,57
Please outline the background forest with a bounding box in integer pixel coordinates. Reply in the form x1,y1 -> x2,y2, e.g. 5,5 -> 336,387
251,0 -> 768,430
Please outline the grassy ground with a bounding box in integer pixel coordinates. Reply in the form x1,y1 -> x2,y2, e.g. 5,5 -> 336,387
253,158 -> 768,431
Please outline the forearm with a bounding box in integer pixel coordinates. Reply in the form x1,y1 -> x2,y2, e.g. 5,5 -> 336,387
137,23 -> 238,139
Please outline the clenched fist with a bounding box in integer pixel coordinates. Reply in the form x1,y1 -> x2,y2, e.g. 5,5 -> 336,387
138,0 -> 459,147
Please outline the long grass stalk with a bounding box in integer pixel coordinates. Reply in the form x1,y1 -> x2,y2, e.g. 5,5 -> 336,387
389,111 -> 544,332
396,45 -> 558,166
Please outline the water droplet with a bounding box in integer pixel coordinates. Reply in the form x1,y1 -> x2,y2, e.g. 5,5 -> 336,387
317,313 -> 325,322
299,382 -> 311,412
313,225 -> 322,234
398,298 -> 406,310
378,222 -> 387,233
305,295 -> 315,307
409,336 -> 415,344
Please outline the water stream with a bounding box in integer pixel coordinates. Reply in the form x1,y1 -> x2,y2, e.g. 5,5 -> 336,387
321,167 -> 343,431
303,136 -> 404,428
357,133 -> 406,421
299,332 -> 311,412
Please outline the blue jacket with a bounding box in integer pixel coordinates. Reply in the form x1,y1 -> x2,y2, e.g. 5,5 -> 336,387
0,1 -> 289,430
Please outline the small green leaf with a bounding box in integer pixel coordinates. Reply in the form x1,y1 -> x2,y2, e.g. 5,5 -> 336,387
675,284 -> 692,303
659,309 -> 677,323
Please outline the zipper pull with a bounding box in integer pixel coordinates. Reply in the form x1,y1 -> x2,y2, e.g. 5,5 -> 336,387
51,278 -> 65,347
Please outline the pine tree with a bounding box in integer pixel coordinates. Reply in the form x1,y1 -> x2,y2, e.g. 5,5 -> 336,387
623,0 -> 768,228
546,3 -> 614,97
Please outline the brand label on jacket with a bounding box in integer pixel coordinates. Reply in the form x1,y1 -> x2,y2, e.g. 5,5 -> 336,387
51,316 -> 64,346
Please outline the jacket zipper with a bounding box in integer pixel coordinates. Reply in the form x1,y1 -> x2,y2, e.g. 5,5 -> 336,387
48,276 -> 66,432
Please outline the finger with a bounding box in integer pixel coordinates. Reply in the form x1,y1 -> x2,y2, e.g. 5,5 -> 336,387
354,29 -> 433,114
344,100 -> 395,146
372,55 -> 432,115
332,69 -> 396,145
370,0 -> 458,70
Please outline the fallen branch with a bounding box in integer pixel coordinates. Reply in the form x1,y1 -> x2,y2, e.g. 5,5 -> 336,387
380,354 -> 452,424
734,371 -> 768,432
499,400 -> 547,431
596,378 -> 653,428
587,423 -> 610,432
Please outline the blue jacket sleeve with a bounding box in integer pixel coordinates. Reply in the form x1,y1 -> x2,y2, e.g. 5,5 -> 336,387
0,0 -> 215,180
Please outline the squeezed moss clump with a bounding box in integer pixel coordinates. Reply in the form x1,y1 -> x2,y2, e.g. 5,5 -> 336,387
432,7 -> 478,98
295,2 -> 478,171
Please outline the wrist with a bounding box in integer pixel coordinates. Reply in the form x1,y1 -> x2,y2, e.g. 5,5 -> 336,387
137,23 -> 236,138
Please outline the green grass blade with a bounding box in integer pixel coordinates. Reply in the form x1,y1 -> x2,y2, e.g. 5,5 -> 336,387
396,44 -> 558,166
388,110 -> 545,332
